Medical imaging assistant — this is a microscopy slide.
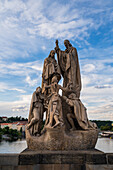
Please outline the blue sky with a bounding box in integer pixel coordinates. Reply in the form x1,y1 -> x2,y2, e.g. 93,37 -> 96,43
0,0 -> 113,120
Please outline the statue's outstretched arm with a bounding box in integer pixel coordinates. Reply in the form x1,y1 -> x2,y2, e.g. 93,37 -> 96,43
58,85 -> 67,92
45,84 -> 51,89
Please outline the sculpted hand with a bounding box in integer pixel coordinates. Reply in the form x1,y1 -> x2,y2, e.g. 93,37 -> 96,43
62,96 -> 67,101
58,85 -> 62,89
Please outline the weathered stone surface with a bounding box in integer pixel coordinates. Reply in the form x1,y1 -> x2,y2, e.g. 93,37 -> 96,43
26,40 -> 98,151
19,149 -> 102,165
107,153 -> 113,164
35,164 -> 70,170
1,150 -> 113,170
16,165 -> 33,170
0,154 -> 19,166
1,166 -> 14,170
26,126 -> 98,151
35,164 -> 85,170
85,152 -> 107,164
86,164 -> 113,170
27,87 -> 44,136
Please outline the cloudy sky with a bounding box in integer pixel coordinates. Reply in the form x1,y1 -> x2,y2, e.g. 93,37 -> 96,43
0,0 -> 113,120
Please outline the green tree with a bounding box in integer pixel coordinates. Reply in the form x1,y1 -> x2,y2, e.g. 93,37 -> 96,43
100,124 -> 111,131
0,132 -> 2,141
20,127 -> 22,133
111,127 -> 113,131
2,126 -> 9,134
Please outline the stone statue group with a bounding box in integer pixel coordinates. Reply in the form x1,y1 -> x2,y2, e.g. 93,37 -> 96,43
27,40 -> 97,137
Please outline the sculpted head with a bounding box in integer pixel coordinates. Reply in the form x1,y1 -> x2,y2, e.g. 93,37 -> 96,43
36,87 -> 42,94
49,50 -> 55,58
67,82 -> 73,90
51,76 -> 58,84
68,93 -> 77,100
64,40 -> 72,49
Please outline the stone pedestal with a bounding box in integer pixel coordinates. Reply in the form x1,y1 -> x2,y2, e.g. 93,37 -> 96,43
18,149 -> 108,170
26,126 -> 98,151
1,150 -> 113,170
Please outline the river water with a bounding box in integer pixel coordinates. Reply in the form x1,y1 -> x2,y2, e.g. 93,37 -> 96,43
0,140 -> 27,153
0,138 -> 113,153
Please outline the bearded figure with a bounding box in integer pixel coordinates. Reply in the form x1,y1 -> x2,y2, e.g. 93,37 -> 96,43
55,40 -> 81,98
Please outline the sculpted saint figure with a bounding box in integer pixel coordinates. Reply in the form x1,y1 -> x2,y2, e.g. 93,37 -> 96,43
27,87 -> 44,136
42,50 -> 61,96
62,92 -> 97,130
45,76 -> 63,128
55,40 -> 81,98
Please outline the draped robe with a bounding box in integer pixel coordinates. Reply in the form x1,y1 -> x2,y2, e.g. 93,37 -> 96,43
66,97 -> 97,130
57,47 -> 81,98
28,92 -> 44,135
42,56 -> 61,94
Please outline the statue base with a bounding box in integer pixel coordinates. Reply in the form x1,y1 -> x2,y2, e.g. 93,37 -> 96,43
26,126 -> 98,150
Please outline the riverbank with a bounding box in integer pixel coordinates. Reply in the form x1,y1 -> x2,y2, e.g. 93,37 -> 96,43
0,126 -> 25,142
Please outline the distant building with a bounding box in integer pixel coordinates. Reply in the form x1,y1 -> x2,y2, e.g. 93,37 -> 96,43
2,116 -> 8,121
17,122 -> 27,132
0,123 -> 12,129
0,121 -> 27,132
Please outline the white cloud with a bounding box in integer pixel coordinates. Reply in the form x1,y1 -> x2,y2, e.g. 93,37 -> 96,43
0,60 -> 43,76
0,82 -> 26,93
42,46 -> 46,50
12,105 -> 28,112
11,88 -> 26,93
82,64 -> 95,73
0,83 -> 8,92
80,54 -> 113,120
81,75 -> 91,87
88,102 -> 113,120
1,0 -> 110,61
25,75 -> 38,87
0,94 -> 32,117
81,83 -> 113,120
